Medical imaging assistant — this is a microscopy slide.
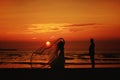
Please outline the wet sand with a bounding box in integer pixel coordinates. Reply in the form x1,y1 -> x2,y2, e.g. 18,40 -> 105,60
1,62 -> 120,80
0,62 -> 120,69
0,62 -> 120,68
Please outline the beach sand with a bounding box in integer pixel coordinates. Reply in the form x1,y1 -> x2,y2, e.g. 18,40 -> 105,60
0,62 -> 120,68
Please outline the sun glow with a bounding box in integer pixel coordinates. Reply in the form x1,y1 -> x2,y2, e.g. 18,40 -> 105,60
46,41 -> 51,47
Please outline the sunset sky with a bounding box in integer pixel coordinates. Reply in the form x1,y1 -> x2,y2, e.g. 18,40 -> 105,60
0,0 -> 120,42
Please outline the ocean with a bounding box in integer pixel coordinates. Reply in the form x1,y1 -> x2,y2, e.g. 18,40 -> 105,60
0,40 -> 120,68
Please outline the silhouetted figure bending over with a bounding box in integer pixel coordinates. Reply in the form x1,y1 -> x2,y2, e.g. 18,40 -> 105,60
89,38 -> 95,69
50,38 -> 65,69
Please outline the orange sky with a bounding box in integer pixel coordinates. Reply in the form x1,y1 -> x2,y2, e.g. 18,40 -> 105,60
0,0 -> 120,41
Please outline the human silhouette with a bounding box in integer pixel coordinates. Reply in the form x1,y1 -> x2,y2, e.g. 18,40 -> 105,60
89,38 -> 95,69
50,38 -> 65,69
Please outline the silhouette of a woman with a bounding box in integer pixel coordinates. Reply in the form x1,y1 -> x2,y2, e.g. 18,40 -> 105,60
89,38 -> 95,68
50,38 -> 65,69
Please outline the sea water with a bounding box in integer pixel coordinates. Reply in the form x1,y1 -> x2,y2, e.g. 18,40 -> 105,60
0,41 -> 120,68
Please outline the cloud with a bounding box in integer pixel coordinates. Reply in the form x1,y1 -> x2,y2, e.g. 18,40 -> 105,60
60,23 -> 98,32
27,23 -> 99,33
50,27 -> 59,30
69,28 -> 80,32
27,23 -> 65,33
63,23 -> 96,27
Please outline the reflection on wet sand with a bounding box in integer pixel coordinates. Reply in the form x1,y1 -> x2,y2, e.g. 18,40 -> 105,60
0,51 -> 120,68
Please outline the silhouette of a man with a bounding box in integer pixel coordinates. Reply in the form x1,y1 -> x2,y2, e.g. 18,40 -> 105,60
89,38 -> 95,68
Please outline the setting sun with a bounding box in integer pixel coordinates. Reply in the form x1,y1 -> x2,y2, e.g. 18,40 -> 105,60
46,41 -> 51,47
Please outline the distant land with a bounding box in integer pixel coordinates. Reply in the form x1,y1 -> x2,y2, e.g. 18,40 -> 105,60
0,49 -> 17,51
